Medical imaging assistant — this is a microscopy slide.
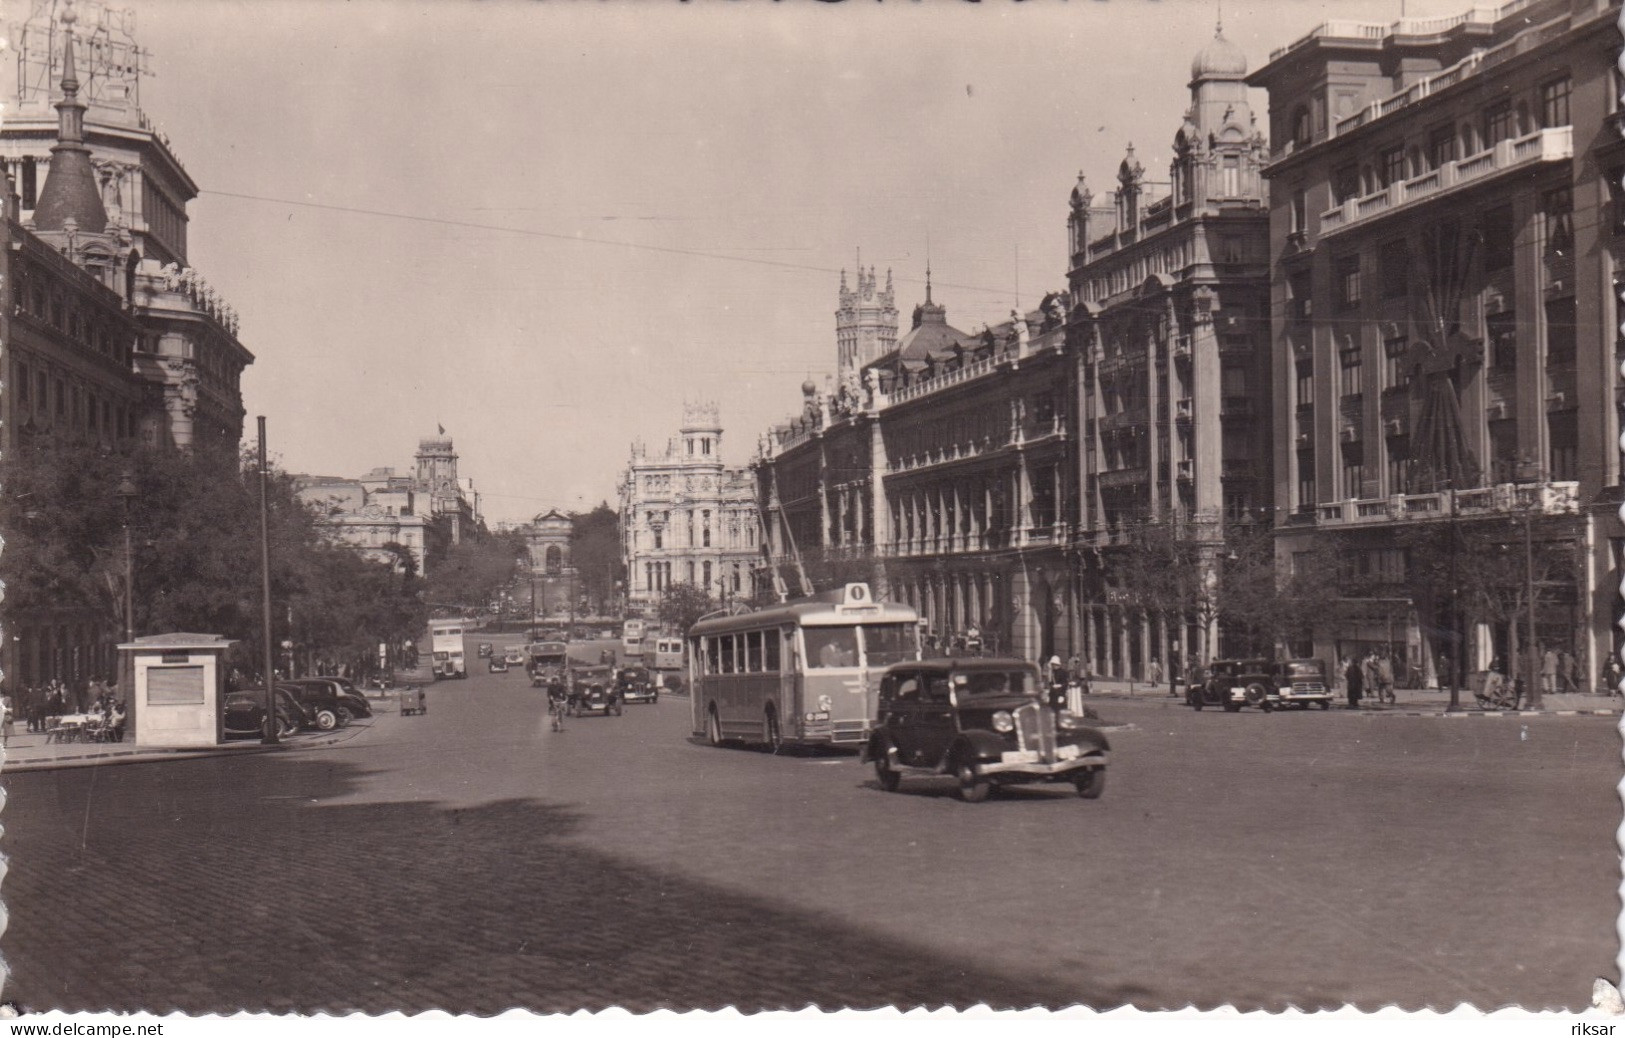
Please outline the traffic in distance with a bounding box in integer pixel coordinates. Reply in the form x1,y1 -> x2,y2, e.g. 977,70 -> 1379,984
421,581 -> 1365,804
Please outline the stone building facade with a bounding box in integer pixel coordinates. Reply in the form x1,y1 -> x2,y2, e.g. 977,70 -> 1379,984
1067,24 -> 1273,675
620,403 -> 760,614
0,6 -> 250,694
759,272 -> 1080,663
1249,0 -> 1619,689
1,0 -> 251,450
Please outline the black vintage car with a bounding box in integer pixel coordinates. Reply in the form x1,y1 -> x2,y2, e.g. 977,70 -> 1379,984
863,658 -> 1109,802
1186,657 -> 1332,712
616,665 -> 657,704
223,687 -> 305,739
284,676 -> 372,719
277,680 -> 352,730
567,665 -> 622,717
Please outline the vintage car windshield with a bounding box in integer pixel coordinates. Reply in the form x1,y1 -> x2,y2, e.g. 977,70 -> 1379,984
1287,661 -> 1324,679
805,627 -> 859,669
621,668 -> 648,679
861,623 -> 918,667
952,670 -> 1037,699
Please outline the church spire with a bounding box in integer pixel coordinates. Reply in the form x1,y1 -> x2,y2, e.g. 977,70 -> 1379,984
32,0 -> 108,234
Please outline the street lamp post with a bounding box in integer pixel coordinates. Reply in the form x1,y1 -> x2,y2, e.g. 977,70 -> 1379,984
1445,481 -> 1462,713
257,416 -> 279,745
115,472 -> 137,644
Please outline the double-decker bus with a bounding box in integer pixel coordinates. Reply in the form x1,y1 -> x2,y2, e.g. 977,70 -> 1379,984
688,583 -> 919,749
429,619 -> 467,679
622,618 -> 646,657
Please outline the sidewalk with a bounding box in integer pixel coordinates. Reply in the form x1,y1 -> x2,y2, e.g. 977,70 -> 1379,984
1082,676 -> 1622,716
1,687 -> 402,773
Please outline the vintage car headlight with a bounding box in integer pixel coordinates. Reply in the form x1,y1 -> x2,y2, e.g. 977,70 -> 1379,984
991,710 -> 1014,733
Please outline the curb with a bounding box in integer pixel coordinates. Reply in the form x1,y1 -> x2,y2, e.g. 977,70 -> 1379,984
2,723 -> 369,773
1084,692 -> 1621,718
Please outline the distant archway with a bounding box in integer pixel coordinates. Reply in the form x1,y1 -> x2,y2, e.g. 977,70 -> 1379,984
545,545 -> 563,575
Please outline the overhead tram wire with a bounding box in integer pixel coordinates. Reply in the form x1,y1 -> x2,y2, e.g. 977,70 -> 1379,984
197,188 -> 1015,301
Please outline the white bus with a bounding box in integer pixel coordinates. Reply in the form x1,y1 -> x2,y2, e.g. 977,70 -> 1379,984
651,637 -> 684,672
622,618 -> 646,657
429,619 -> 467,679
688,583 -> 919,749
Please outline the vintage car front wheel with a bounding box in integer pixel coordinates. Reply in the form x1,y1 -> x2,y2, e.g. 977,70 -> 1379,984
1072,768 -> 1106,800
313,708 -> 340,731
1244,683 -> 1270,709
954,759 -> 990,803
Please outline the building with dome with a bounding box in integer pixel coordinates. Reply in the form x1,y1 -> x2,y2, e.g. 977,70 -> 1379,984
1065,20 -> 1273,675
620,403 -> 761,615
0,1 -> 255,697
752,26 -> 1275,672
1,0 -> 252,451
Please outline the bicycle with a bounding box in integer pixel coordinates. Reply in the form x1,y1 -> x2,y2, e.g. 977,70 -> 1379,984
1473,673 -> 1521,711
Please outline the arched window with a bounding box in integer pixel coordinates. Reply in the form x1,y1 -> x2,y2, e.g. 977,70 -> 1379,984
545,544 -> 563,574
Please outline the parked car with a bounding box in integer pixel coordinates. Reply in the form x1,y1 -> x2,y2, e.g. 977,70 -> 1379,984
477,642 -> 494,658
616,665 -> 657,704
285,677 -> 372,719
277,680 -> 352,730
567,665 -> 621,716
1186,658 -> 1332,712
489,656 -> 509,673
223,687 -> 305,739
863,658 -> 1109,802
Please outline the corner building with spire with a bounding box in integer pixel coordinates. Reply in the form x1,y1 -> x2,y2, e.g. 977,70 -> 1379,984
0,0 -> 255,696
1065,22 -> 1273,675
1,0 -> 252,451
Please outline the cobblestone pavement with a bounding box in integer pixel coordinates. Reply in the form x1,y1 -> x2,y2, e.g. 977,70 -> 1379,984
2,638 -> 1618,1014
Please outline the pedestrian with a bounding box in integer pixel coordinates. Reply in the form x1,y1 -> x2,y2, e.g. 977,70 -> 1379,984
0,692 -> 13,746
1047,656 -> 1066,707
1345,655 -> 1364,709
1606,657 -> 1624,697
1375,653 -> 1395,705
22,684 -> 39,733
1150,657 -> 1170,697
1361,652 -> 1378,701
1559,650 -> 1577,694
1541,648 -> 1559,696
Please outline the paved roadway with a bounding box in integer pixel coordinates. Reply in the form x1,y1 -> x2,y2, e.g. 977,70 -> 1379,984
3,632 -> 1618,1014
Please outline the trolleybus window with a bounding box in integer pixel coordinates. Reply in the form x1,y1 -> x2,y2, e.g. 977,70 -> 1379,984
764,631 -> 781,672
860,623 -> 918,667
746,631 -> 763,672
806,627 -> 858,668
704,637 -> 720,674
720,635 -> 737,674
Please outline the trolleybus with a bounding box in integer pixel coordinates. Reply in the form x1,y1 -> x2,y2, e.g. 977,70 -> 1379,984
688,583 -> 919,749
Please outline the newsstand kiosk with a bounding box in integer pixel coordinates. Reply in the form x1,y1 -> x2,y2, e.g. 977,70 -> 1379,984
118,633 -> 233,747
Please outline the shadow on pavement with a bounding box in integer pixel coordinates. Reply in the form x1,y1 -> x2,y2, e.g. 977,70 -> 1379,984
4,755 -> 1152,1015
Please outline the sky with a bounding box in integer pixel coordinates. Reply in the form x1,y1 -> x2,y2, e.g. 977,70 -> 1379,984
19,0 -> 1487,524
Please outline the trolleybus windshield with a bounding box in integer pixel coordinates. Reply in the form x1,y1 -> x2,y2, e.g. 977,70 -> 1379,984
860,623 -> 918,667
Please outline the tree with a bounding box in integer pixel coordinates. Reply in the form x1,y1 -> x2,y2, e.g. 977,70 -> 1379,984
656,582 -> 715,637
0,436 -> 426,684
422,533 -> 523,614
570,503 -> 624,615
